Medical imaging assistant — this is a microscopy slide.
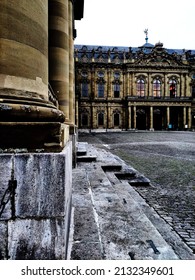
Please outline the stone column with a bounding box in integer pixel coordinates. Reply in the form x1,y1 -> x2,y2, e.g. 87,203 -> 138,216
188,107 -> 192,129
69,0 -> 74,125
0,0 -> 48,100
133,106 -> 136,129
0,0 -> 64,149
49,0 -> 70,122
167,106 -> 170,128
128,106 -> 132,129
183,106 -> 187,128
150,106 -> 154,130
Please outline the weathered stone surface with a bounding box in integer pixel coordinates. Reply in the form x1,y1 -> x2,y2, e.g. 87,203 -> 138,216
0,142 -> 72,259
8,218 -> 66,260
71,242 -> 102,260
14,153 -> 66,218
0,222 -> 7,259
0,155 -> 12,220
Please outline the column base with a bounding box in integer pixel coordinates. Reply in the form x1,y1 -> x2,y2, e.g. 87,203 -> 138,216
0,122 -> 68,152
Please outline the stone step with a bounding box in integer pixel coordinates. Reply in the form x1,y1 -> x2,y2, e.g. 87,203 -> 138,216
77,156 -> 97,162
77,150 -> 87,156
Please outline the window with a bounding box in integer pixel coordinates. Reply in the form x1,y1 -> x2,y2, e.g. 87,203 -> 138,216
98,83 -> 104,98
137,79 -> 145,97
169,79 -> 177,98
113,83 -> 120,98
114,113 -> 120,126
192,85 -> 195,98
81,82 -> 88,97
114,72 -> 120,79
153,79 -> 161,97
98,112 -> 104,126
81,113 -> 88,126
97,71 -> 104,78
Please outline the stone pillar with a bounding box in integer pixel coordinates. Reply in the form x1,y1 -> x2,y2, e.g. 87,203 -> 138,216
0,0 -> 65,149
108,106 -> 111,128
127,72 -> 130,95
69,0 -> 74,125
133,106 -> 136,129
128,106 -> 132,129
0,0 -> 48,100
150,106 -> 154,130
188,107 -> 192,129
183,106 -> 187,128
167,106 -> 170,127
107,69 -> 111,98
49,0 -> 70,122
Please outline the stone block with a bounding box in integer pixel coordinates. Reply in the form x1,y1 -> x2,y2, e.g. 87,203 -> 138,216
14,153 -> 66,218
0,155 -> 12,220
8,218 -> 66,260
0,222 -> 7,259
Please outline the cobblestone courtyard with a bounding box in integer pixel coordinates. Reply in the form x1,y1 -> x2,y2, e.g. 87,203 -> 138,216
78,131 -> 195,254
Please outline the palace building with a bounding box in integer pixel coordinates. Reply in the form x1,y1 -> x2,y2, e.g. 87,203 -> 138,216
75,38 -> 195,131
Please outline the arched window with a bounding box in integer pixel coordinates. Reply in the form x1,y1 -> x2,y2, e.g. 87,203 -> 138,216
113,83 -> 120,98
153,79 -> 161,97
81,82 -> 88,97
98,112 -> 104,126
98,83 -> 104,98
137,79 -> 145,97
169,79 -> 177,98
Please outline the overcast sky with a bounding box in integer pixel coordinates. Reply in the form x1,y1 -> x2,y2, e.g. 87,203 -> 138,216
75,0 -> 195,50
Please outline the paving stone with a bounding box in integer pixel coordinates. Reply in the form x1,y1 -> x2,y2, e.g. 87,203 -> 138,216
77,131 -> 195,258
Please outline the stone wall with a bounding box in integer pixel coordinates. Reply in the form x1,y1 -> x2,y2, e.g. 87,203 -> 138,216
0,141 -> 72,260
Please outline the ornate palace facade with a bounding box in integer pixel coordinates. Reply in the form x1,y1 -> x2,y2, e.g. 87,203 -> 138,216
75,42 -> 195,130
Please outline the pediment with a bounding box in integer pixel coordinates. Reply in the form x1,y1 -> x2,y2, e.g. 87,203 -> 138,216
134,47 -> 183,67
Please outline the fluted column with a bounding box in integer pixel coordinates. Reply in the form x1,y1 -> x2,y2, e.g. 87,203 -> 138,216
49,0 -> 70,122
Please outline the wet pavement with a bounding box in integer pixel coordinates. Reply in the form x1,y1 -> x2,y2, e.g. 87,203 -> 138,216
77,131 -> 195,255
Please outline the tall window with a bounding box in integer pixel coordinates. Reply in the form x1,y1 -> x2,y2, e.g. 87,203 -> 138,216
169,79 -> 177,98
114,113 -> 120,126
153,79 -> 161,97
98,112 -> 104,126
113,83 -> 120,98
137,79 -> 145,97
81,82 -> 88,97
98,83 -> 104,98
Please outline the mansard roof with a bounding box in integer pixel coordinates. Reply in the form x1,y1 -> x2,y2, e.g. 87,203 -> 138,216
74,43 -> 195,65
